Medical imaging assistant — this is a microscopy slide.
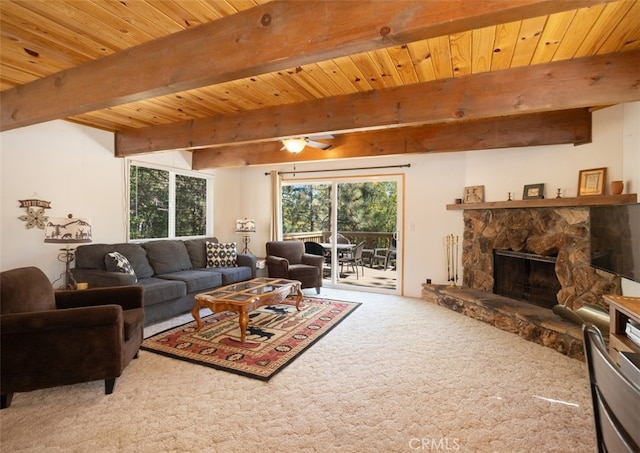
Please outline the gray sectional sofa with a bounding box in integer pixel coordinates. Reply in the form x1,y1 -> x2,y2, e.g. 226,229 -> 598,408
71,238 -> 256,326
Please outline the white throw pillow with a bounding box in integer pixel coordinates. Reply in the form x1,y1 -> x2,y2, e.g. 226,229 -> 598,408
105,251 -> 138,282
206,241 -> 237,268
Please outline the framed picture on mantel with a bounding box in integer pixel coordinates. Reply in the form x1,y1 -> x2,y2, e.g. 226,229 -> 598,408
523,183 -> 545,200
463,185 -> 484,204
578,167 -> 607,196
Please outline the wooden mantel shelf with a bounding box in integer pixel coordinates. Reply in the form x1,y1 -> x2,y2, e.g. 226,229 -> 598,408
446,194 -> 637,210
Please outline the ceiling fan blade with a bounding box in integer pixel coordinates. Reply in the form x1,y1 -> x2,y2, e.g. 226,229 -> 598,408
309,134 -> 334,140
307,140 -> 332,150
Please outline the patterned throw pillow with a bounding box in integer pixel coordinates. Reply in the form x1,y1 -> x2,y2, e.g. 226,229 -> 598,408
105,251 -> 138,282
206,241 -> 237,268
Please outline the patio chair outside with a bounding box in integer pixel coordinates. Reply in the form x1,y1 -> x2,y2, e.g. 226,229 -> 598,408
340,241 -> 366,279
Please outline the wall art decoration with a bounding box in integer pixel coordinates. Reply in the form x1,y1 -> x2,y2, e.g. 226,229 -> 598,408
18,199 -> 51,229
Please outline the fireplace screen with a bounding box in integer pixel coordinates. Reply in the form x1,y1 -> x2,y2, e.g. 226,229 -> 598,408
493,250 -> 561,309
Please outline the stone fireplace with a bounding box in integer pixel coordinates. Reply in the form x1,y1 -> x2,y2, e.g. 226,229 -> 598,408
462,207 -> 619,312
422,204 -> 625,360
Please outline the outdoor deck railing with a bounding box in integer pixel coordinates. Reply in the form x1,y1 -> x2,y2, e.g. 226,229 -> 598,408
282,231 -> 394,250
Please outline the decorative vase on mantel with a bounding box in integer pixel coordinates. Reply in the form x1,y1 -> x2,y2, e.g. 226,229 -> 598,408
610,180 -> 624,195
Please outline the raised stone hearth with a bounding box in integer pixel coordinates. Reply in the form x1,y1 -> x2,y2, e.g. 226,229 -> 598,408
422,284 -> 584,360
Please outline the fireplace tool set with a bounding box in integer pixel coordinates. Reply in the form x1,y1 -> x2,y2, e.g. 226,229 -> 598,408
445,234 -> 459,288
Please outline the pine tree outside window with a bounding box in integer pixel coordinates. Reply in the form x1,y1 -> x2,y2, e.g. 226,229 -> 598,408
129,163 -> 212,240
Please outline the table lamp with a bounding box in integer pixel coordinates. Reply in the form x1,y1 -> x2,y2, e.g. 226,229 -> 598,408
235,218 -> 256,254
44,214 -> 92,290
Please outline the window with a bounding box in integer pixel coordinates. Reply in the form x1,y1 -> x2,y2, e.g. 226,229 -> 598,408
175,174 -> 208,237
128,163 -> 212,240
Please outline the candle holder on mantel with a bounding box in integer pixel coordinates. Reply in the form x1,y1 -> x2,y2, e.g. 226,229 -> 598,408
444,234 -> 459,288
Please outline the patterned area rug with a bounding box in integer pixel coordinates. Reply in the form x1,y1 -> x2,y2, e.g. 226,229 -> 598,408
141,297 -> 360,381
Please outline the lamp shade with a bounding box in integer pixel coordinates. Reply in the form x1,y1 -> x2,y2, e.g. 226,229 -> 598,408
282,137 -> 307,154
235,218 -> 256,233
44,217 -> 92,244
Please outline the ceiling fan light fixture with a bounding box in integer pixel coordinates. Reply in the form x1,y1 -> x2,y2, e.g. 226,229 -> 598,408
282,137 -> 307,154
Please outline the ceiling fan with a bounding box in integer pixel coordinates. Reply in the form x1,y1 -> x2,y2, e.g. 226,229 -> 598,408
281,134 -> 334,154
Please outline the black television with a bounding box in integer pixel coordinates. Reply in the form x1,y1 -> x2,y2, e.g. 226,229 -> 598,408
590,203 -> 640,283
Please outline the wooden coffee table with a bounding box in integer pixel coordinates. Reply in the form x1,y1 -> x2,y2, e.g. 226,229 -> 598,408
191,277 -> 303,342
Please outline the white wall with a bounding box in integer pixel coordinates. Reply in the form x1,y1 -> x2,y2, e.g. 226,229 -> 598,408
0,120 -> 203,284
1,121 -> 125,283
623,102 -> 640,193
2,103 -> 639,296
463,104 -> 625,201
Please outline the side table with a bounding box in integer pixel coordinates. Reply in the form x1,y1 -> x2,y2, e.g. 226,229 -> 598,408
256,258 -> 267,278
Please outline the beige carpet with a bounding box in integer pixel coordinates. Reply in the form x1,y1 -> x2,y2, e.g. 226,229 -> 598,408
0,288 -> 595,452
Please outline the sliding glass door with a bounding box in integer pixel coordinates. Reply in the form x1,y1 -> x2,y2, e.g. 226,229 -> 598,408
281,175 -> 402,293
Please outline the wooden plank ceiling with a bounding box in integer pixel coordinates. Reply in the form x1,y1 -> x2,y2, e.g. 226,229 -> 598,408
1,0 -> 639,169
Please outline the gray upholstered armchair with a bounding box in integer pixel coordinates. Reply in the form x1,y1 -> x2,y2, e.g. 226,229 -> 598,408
0,266 -> 144,409
266,241 -> 324,294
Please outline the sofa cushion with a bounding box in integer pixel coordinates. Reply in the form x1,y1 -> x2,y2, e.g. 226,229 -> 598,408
200,267 -> 252,286
206,241 -> 237,268
75,243 -> 154,279
136,278 -> 186,307
104,252 -> 138,283
143,240 -> 192,275
156,270 -> 222,293
115,244 -> 155,279
184,237 -> 218,269
75,244 -> 114,270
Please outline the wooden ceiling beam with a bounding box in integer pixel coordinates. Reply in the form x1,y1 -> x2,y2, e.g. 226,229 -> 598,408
1,0 -> 608,131
192,109 -> 592,169
119,50 -> 639,156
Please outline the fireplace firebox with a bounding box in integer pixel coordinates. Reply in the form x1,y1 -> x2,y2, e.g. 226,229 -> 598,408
493,250 -> 561,309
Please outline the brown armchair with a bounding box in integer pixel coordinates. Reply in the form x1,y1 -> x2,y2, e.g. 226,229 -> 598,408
266,241 -> 324,294
0,266 -> 144,409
